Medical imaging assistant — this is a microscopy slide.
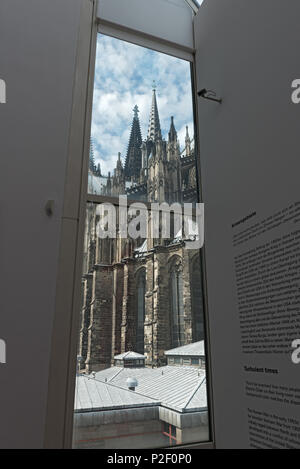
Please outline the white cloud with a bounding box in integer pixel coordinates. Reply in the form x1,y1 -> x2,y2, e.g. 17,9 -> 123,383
91,34 -> 195,174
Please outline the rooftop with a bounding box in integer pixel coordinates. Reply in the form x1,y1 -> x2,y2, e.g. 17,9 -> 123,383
114,351 -> 145,360
74,375 -> 159,413
92,365 -> 207,413
164,340 -> 205,357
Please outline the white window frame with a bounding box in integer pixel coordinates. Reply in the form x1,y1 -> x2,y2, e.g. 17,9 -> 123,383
44,0 -> 216,450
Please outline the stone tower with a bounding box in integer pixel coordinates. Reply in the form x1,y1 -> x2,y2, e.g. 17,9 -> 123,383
141,86 -> 182,204
79,88 -> 204,372
124,105 -> 143,181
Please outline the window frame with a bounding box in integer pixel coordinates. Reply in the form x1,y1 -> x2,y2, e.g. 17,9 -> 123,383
45,1 -> 216,449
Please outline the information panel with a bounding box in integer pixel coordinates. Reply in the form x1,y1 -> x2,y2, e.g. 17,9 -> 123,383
195,0 -> 300,448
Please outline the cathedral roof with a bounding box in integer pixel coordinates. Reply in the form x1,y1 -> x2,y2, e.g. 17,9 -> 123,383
88,171 -> 107,195
134,239 -> 148,256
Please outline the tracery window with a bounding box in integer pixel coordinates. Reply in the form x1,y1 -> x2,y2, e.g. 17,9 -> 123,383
136,268 -> 146,354
170,257 -> 184,347
191,255 -> 205,341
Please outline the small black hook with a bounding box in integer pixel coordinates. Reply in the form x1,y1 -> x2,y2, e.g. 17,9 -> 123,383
45,200 -> 54,217
198,88 -> 222,104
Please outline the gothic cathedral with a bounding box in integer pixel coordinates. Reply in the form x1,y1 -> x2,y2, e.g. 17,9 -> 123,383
79,88 -> 204,371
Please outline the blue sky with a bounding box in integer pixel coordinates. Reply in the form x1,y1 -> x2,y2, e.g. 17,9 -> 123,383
91,34 -> 195,175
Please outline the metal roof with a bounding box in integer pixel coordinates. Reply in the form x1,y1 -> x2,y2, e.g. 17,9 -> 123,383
114,351 -> 145,360
74,375 -> 159,412
93,365 -> 207,413
186,380 -> 207,411
164,340 -> 205,357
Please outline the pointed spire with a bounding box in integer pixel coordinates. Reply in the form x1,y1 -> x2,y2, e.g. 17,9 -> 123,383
124,105 -> 143,180
89,138 -> 96,173
133,104 -> 139,119
116,152 -> 123,173
185,125 -> 191,157
107,171 -> 111,192
168,116 -> 177,142
147,85 -> 162,142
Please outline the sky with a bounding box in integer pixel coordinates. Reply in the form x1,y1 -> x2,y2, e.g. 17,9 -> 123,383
91,34 -> 195,176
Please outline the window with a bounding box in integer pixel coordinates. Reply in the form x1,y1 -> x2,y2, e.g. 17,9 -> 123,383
162,422 -> 177,446
170,257 -> 185,348
191,254 -> 205,341
73,33 -> 209,449
136,268 -> 146,354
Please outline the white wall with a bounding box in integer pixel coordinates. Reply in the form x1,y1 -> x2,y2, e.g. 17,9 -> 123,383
0,0 -> 85,448
0,0 -> 195,449
195,0 -> 300,449
97,0 -> 195,51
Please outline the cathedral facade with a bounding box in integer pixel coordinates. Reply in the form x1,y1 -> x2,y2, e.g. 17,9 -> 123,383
79,88 -> 205,372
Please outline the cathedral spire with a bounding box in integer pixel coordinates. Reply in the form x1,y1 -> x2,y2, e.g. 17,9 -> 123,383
185,125 -> 191,157
116,152 -> 123,173
124,105 -> 143,180
89,138 -> 95,172
168,116 -> 177,142
147,83 -> 162,141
